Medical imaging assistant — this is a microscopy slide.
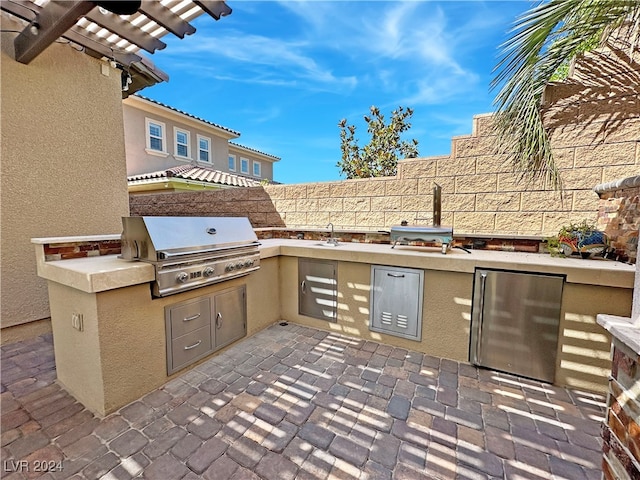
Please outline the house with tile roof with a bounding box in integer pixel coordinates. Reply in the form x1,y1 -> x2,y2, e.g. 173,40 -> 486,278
123,94 -> 280,193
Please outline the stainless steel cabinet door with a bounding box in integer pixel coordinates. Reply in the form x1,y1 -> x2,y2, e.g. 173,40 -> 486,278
470,269 -> 564,383
214,285 -> 247,350
298,259 -> 337,322
370,265 -> 424,341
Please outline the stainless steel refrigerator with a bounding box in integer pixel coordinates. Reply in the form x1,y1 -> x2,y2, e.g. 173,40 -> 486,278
469,268 -> 565,383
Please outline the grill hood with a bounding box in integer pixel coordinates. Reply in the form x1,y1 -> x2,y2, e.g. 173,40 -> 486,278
121,216 -> 259,261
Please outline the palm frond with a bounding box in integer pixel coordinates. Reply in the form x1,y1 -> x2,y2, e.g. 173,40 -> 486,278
492,0 -> 640,190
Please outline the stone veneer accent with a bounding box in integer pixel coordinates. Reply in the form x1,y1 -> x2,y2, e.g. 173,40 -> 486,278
255,229 -> 544,253
602,337 -> 640,480
43,240 -> 121,261
39,230 -> 545,263
595,176 -> 640,264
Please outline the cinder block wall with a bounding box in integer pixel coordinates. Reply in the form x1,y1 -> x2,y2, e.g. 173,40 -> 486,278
130,38 -> 639,237
129,187 -> 285,228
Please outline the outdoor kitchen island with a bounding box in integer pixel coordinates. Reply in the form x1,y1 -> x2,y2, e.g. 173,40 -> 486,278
33,236 -> 634,415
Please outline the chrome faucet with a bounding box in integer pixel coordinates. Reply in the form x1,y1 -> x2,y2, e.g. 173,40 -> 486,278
326,223 -> 338,245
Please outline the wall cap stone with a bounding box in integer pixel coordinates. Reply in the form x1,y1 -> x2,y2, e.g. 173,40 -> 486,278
597,314 -> 640,356
594,176 -> 640,196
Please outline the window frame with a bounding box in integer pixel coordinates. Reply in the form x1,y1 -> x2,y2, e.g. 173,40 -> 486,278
252,160 -> 262,178
173,127 -> 191,160
145,118 -> 167,155
240,157 -> 249,175
197,135 -> 211,163
228,154 -> 236,172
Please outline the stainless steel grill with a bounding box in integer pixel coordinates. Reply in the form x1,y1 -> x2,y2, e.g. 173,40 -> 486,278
120,216 -> 260,297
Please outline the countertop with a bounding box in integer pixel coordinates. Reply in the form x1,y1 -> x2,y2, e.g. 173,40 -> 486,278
33,238 -> 636,293
597,314 -> 640,355
259,239 -> 635,288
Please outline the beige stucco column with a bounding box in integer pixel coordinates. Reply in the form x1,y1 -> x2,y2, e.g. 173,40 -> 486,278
1,14 -> 129,343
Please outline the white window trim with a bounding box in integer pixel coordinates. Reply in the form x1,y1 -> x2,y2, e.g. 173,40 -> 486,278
228,154 -> 237,172
197,134 -> 211,164
240,157 -> 250,174
145,118 -> 168,156
252,160 -> 262,178
173,127 -> 191,160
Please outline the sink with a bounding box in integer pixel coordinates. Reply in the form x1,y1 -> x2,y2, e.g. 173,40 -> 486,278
314,242 -> 341,247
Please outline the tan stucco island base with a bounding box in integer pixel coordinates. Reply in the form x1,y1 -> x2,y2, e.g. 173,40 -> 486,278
33,238 -> 634,415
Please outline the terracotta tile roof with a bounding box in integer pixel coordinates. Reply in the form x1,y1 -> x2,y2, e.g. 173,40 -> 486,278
229,142 -> 280,161
128,165 -> 262,188
133,95 -> 240,137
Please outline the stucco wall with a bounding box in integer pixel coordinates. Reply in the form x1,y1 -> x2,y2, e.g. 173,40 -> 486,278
1,16 -> 130,333
229,145 -> 275,181
123,100 -> 234,176
279,257 -> 469,354
47,258 -> 280,415
123,96 -> 277,181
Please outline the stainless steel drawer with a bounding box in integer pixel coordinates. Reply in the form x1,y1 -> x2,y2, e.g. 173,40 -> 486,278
370,265 -> 424,341
171,325 -> 212,371
168,297 -> 211,338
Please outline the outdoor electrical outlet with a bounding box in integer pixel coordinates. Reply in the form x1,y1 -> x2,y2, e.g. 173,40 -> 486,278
71,313 -> 84,331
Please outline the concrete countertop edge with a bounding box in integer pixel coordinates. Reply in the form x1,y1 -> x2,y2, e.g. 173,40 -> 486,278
34,238 -> 635,293
269,239 -> 634,288
37,257 -> 155,294
596,314 -> 640,356
31,234 -> 121,244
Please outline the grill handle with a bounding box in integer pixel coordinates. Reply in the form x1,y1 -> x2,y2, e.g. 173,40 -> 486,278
158,242 -> 260,259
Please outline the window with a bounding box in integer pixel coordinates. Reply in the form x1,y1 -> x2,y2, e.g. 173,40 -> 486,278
252,160 -> 261,178
174,128 -> 190,158
228,155 -> 236,171
240,157 -> 249,174
146,118 -> 166,153
198,135 -> 211,163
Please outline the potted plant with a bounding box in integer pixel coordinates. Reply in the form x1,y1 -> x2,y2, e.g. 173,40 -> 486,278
547,220 -> 608,258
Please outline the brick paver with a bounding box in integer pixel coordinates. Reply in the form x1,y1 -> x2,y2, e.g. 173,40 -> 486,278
1,324 -> 607,479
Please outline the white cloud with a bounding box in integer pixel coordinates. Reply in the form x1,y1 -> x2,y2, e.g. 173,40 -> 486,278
163,31 -> 358,91
162,1 -> 511,106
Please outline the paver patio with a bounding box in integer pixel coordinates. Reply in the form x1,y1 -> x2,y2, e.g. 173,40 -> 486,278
1,323 -> 605,479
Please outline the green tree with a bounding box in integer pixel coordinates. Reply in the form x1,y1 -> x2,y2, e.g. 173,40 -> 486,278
492,0 -> 640,189
337,106 -> 419,179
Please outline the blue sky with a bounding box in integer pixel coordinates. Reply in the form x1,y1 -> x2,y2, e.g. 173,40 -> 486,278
145,1 -> 531,184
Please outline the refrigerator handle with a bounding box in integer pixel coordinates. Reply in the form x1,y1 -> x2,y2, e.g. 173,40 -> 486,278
475,272 -> 487,364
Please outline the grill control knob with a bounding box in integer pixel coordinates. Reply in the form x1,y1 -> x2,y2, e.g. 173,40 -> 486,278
244,259 -> 253,267
203,267 -> 215,277
235,262 -> 244,270
176,272 -> 189,284
226,264 -> 235,272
